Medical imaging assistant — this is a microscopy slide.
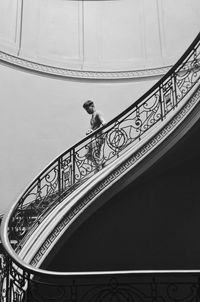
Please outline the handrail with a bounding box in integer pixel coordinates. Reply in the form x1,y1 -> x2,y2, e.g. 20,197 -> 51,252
0,31 -> 200,278
0,32 -> 200,302
2,32 -> 200,257
2,237 -> 200,302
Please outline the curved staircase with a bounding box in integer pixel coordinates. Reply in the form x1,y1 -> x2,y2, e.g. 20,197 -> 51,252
0,32 -> 200,302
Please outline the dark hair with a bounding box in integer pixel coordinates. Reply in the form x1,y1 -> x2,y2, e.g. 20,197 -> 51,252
83,100 -> 94,109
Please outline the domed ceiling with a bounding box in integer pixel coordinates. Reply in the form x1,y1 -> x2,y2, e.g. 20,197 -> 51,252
0,0 -> 199,73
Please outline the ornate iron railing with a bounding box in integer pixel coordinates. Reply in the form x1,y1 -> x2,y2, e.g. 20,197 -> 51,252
1,247 -> 200,302
5,32 -> 200,254
1,32 -> 200,302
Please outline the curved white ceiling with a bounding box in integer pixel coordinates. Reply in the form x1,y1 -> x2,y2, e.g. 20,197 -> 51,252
0,0 -> 199,73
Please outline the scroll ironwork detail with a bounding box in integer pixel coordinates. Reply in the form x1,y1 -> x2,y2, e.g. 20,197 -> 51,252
6,32 -> 200,254
1,32 -> 200,302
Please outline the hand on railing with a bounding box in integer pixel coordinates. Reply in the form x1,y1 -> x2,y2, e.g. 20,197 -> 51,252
86,129 -> 93,136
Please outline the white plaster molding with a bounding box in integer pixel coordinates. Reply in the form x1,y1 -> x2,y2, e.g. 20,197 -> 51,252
16,0 -> 24,56
0,50 -> 171,80
0,0 -> 23,55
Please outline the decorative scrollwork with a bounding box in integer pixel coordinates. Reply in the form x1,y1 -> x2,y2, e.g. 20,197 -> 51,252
166,283 -> 198,301
79,278 -> 147,302
1,33 -> 200,302
2,262 -> 200,302
6,33 -> 200,259
0,253 -> 7,299
107,128 -> 128,152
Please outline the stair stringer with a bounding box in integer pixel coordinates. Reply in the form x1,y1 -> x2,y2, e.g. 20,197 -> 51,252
18,85 -> 200,268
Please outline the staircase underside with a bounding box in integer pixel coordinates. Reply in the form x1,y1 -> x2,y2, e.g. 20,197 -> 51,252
44,110 -> 200,272
17,85 -> 200,270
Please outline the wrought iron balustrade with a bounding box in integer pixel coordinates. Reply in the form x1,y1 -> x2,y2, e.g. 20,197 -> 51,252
5,33 -> 200,253
1,32 -> 200,302
1,249 -> 200,302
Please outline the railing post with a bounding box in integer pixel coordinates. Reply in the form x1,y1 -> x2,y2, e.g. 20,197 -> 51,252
159,85 -> 164,121
71,279 -> 78,302
58,157 -> 62,197
71,148 -> 76,186
135,106 -> 142,141
36,177 -> 41,201
172,72 -> 178,107
151,276 -> 158,302
5,256 -> 11,302
194,46 -> 198,67
24,271 -> 31,302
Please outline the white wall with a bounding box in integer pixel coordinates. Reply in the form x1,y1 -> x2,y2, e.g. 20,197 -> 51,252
0,65 -> 158,213
0,0 -> 199,71
0,0 -> 199,214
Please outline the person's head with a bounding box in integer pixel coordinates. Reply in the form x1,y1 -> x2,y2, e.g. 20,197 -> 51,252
83,100 -> 95,114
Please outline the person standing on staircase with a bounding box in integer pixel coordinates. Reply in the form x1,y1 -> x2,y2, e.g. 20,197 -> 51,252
83,100 -> 106,171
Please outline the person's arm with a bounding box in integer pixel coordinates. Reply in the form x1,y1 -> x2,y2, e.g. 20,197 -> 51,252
86,111 -> 105,135
96,112 -> 106,127
86,118 -> 93,135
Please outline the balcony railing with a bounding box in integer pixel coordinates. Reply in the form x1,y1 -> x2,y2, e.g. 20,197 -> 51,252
0,32 -> 200,302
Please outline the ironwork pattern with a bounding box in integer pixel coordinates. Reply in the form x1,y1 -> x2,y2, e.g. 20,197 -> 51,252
1,32 -> 200,302
1,253 -> 200,302
7,33 -> 200,253
30,85 -> 200,268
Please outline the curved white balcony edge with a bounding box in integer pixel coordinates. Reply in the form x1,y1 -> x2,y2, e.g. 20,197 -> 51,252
17,84 -> 200,268
0,50 -> 171,80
